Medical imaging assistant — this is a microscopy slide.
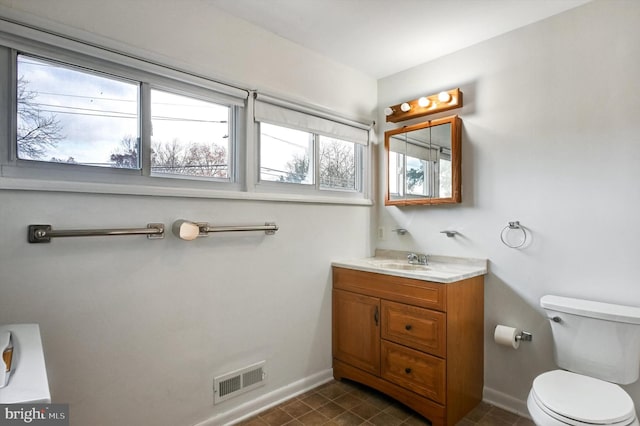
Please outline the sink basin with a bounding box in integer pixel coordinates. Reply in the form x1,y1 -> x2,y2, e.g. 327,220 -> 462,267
368,261 -> 430,272
333,251 -> 488,283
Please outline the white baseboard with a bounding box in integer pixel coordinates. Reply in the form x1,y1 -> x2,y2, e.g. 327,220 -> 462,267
193,368 -> 335,426
195,374 -> 531,425
483,386 -> 531,418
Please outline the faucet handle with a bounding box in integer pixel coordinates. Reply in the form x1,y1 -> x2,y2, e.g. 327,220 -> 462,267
407,252 -> 427,265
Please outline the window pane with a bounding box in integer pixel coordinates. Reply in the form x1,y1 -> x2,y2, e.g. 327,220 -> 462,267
319,136 -> 358,191
150,89 -> 231,179
389,151 -> 404,197
259,122 -> 313,184
16,54 -> 139,168
439,158 -> 452,197
407,156 -> 428,196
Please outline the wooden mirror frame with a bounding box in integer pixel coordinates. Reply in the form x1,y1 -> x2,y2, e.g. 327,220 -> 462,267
384,115 -> 461,206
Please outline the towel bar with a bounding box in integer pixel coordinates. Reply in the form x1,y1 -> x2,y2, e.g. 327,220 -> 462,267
28,223 -> 165,243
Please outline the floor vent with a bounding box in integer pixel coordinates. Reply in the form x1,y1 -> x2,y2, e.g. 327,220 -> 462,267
214,361 -> 266,404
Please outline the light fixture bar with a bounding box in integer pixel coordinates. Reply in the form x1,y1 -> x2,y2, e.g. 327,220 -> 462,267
385,88 -> 462,123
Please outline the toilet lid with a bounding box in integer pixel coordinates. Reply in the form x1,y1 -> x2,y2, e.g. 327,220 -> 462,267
532,370 -> 636,425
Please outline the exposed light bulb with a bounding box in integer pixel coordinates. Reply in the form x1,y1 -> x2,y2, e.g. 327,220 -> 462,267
438,91 -> 452,103
384,107 -> 394,116
418,97 -> 430,108
400,102 -> 411,112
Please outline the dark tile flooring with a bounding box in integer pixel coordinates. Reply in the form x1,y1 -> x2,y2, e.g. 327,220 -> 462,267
236,379 -> 535,426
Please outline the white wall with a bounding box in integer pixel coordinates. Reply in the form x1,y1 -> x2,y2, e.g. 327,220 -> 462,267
378,0 -> 640,415
0,1 -> 376,425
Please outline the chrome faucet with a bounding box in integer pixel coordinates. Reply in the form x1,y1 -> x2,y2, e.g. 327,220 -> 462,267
407,252 -> 428,265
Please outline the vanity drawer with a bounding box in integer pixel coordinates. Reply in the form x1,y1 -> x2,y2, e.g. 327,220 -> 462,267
381,300 -> 446,357
381,341 -> 446,404
332,267 -> 446,311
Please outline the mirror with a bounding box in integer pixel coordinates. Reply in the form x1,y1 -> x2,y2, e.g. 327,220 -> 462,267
385,115 -> 461,206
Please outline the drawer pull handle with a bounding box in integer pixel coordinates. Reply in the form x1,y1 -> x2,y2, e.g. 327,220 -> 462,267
405,324 -> 412,331
405,367 -> 412,374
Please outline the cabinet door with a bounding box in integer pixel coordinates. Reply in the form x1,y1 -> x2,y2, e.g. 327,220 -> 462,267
332,289 -> 380,375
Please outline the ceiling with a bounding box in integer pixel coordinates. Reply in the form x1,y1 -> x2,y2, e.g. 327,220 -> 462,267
209,0 -> 591,79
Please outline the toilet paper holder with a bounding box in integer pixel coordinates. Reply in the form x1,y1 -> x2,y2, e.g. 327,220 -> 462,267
516,331 -> 533,342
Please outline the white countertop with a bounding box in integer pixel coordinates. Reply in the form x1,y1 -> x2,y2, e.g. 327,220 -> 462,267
332,250 -> 488,284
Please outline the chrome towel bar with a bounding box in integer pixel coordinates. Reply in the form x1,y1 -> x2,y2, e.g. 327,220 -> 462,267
172,220 -> 278,240
28,223 -> 165,243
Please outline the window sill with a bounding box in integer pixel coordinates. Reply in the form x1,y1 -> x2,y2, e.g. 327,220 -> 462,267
0,176 -> 373,206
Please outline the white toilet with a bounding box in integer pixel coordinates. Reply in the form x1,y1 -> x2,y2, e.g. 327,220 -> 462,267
528,295 -> 640,425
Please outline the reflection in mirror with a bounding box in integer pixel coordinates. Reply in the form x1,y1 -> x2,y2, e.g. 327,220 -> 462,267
385,115 -> 460,206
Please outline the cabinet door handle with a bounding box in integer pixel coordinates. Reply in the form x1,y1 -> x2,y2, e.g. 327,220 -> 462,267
374,306 -> 379,326
405,367 -> 412,374
405,324 -> 412,331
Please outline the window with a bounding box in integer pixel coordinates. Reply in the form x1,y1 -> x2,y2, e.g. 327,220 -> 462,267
438,148 -> 452,198
319,136 -> 358,191
150,89 -> 231,180
258,122 -> 363,192
255,96 -> 369,196
17,54 -> 140,168
7,49 -> 242,186
259,122 -> 313,184
389,142 -> 451,199
1,19 -> 370,203
406,155 -> 430,197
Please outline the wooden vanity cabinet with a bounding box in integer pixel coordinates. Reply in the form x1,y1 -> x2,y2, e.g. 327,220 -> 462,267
332,267 -> 484,426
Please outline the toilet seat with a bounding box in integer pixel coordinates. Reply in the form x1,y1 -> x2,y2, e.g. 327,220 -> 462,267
530,370 -> 637,425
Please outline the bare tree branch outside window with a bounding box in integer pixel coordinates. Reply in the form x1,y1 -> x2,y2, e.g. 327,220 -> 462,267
320,139 -> 355,189
16,76 -> 64,159
150,140 -> 228,177
280,138 -> 357,189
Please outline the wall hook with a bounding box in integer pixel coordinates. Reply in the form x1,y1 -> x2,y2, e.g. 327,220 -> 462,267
440,230 -> 459,238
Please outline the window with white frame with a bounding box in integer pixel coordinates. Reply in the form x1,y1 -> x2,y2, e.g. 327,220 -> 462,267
255,95 -> 368,195
17,54 -> 141,168
0,17 -> 245,192
150,89 -> 232,179
0,18 -> 371,203
12,52 -> 236,182
319,135 -> 359,191
259,122 -> 314,185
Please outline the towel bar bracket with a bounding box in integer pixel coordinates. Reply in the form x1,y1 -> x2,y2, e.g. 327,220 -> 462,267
146,223 -> 166,240
28,225 -> 53,243
264,222 -> 278,235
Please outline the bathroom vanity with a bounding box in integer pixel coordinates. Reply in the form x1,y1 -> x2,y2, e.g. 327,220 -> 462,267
331,252 -> 486,426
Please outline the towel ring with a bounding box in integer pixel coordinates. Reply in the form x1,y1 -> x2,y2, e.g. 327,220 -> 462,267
500,221 -> 527,248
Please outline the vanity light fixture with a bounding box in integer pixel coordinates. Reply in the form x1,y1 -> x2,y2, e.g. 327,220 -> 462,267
385,87 -> 462,123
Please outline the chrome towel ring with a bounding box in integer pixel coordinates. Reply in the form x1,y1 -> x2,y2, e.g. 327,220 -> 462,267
500,221 -> 527,248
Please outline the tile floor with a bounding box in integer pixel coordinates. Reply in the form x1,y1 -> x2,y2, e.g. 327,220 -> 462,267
236,379 -> 535,426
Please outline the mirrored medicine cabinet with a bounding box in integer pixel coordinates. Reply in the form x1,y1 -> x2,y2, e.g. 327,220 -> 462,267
384,115 -> 461,206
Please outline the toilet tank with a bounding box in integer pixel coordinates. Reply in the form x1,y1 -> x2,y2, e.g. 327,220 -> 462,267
541,295 -> 640,385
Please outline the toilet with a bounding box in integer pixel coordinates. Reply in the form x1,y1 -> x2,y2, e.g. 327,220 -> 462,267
528,295 -> 640,425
